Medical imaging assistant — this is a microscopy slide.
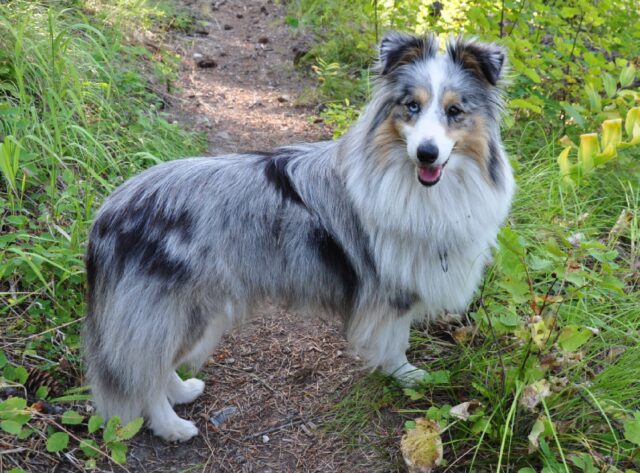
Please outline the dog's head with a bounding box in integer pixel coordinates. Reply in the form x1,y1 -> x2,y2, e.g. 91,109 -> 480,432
370,32 -> 507,187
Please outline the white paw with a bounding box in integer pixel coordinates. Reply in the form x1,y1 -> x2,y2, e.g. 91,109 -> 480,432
389,364 -> 428,387
153,417 -> 199,443
170,378 -> 205,405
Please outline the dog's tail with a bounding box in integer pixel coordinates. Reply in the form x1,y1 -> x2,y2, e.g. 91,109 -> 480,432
83,229 -> 182,424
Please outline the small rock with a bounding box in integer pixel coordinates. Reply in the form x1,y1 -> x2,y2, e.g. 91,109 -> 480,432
192,52 -> 204,60
235,454 -> 246,464
224,357 -> 235,364
223,24 -> 233,30
210,406 -> 239,427
197,58 -> 218,68
236,13 -> 243,18
257,37 -> 269,44
262,434 -> 270,443
277,95 -> 290,103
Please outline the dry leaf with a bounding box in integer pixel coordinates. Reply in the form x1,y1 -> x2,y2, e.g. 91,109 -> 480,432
401,418 -> 443,473
450,401 -> 482,421
520,379 -> 551,411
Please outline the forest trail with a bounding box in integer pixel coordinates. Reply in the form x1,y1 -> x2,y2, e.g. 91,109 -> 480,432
121,1 -> 388,472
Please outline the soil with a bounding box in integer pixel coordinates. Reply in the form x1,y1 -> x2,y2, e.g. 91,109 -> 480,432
111,1 -> 398,472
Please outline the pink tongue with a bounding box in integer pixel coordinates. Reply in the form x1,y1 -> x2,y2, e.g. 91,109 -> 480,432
418,165 -> 442,183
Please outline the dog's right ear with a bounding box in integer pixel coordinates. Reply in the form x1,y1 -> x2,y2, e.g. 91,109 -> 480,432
377,32 -> 437,76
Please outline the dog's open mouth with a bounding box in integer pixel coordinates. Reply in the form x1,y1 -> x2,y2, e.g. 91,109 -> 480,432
417,160 -> 448,187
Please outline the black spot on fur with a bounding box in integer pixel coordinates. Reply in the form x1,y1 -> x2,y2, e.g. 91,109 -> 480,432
85,241 -> 98,318
95,190 -> 194,283
390,291 -> 418,312
310,227 -> 358,308
367,99 -> 395,138
488,140 -> 502,187
262,150 -> 304,206
96,358 -> 127,396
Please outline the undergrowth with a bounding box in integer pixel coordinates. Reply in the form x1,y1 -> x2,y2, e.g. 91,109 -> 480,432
287,0 -> 640,471
0,0 -> 204,469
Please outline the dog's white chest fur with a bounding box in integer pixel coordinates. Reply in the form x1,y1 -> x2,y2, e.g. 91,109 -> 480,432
348,155 -> 514,317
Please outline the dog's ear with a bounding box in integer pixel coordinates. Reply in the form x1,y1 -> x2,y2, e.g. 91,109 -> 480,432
378,32 -> 437,76
447,38 -> 506,86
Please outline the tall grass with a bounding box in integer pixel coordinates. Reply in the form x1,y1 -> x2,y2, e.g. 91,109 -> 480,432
0,0 -> 204,374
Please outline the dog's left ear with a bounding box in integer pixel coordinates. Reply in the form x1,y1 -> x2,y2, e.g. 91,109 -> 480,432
447,38 -> 506,86
378,32 -> 437,76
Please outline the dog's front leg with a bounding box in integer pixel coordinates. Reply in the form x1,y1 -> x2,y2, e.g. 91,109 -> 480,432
378,313 -> 428,387
349,308 -> 427,387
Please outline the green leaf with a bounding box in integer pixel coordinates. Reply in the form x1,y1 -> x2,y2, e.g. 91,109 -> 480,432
423,370 -> 450,385
404,420 -> 416,429
118,417 -> 143,440
88,415 -> 103,433
509,98 -> 542,113
0,351 -> 7,368
623,411 -> 640,446
61,410 -> 84,425
109,441 -> 128,464
1,420 -> 23,435
4,366 -> 29,384
585,85 -> 601,112
602,73 -> 617,98
619,65 -> 636,88
46,431 -> 69,452
103,416 -> 120,442
7,469 -> 28,473
17,427 -> 34,440
557,325 -> 593,352
80,439 -> 100,458
561,103 -> 586,128
403,388 -> 424,401
35,386 -> 49,400
523,68 -> 542,83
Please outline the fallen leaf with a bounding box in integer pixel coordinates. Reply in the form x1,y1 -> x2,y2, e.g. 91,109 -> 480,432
520,379 -> 551,411
401,418 -> 443,473
528,416 -> 554,453
450,401 -> 482,421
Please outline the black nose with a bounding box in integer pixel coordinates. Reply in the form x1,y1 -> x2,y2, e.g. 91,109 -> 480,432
417,142 -> 439,164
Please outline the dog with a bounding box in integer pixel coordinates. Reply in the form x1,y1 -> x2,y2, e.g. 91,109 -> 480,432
84,32 -> 514,442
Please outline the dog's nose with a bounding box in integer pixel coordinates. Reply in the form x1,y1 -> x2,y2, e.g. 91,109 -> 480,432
417,142 -> 439,164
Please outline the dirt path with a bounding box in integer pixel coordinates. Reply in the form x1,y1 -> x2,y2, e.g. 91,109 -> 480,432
120,1 -> 388,472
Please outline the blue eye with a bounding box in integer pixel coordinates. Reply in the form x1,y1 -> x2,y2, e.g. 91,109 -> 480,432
407,101 -> 420,114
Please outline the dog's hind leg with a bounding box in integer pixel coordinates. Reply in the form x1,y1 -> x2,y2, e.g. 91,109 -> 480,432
167,372 -> 205,406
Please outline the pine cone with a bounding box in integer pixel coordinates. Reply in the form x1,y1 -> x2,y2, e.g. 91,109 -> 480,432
25,368 -> 62,397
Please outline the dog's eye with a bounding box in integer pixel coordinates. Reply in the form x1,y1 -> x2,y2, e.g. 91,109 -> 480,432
447,105 -> 463,118
406,102 -> 420,114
